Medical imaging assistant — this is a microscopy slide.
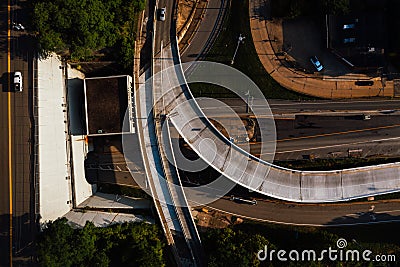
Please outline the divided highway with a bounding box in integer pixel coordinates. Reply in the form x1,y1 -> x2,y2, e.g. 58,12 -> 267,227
134,0 -> 203,265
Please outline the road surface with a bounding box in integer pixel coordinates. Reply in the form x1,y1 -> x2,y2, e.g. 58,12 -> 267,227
0,1 -> 35,265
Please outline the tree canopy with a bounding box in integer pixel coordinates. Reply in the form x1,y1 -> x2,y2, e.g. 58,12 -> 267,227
36,218 -> 166,267
32,0 -> 145,67
202,227 -> 273,267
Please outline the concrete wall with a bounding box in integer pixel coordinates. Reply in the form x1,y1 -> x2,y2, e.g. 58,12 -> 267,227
38,54 -> 71,221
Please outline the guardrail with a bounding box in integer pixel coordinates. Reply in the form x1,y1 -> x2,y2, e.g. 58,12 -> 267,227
132,6 -> 184,266
163,115 -> 204,264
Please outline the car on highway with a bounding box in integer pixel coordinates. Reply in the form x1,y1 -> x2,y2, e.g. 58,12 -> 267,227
343,23 -> 355,29
310,56 -> 323,72
159,7 -> 166,21
12,22 -> 25,31
230,195 -> 257,205
363,114 -> 371,120
13,71 -> 23,92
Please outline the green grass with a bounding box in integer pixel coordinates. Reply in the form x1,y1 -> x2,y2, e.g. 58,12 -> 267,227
195,0 -> 314,100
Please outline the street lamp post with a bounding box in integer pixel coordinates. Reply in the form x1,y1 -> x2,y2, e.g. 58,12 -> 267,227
231,34 -> 245,65
245,90 -> 253,113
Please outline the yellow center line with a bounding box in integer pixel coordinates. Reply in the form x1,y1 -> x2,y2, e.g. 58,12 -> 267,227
277,124 -> 400,142
8,0 -> 13,265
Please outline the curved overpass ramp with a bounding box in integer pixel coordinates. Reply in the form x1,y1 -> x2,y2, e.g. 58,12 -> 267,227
150,38 -> 400,203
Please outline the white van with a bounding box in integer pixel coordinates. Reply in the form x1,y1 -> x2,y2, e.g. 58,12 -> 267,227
13,71 -> 23,92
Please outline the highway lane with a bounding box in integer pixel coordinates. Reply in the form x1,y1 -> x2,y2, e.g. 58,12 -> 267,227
0,0 -> 34,265
208,197 -> 400,226
241,127 -> 400,161
271,115 -> 400,159
202,98 -> 400,115
195,111 -> 400,160
154,0 -> 175,54
180,0 -> 224,62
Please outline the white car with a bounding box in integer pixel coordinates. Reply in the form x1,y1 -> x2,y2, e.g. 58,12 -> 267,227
159,7 -> 166,21
13,71 -> 22,92
12,22 -> 25,31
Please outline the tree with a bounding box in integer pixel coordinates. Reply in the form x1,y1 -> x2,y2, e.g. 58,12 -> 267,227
32,0 -> 146,67
203,228 -> 274,267
36,219 -> 166,267
321,0 -> 350,15
36,218 -> 75,267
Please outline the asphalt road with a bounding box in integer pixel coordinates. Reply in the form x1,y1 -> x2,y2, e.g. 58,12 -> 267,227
269,115 -> 400,160
197,110 -> 400,160
175,5 -> 400,226
198,98 -> 400,159
211,98 -> 400,115
154,0 -> 175,54
180,0 -> 223,63
209,196 -> 400,226
0,1 -> 12,264
0,0 -> 35,265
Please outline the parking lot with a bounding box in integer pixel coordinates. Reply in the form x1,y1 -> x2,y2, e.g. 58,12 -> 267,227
279,17 -> 351,76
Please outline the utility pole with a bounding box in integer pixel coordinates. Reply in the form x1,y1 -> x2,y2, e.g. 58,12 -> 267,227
231,34 -> 245,65
245,90 -> 253,113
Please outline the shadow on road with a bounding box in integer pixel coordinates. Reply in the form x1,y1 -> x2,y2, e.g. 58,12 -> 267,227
1,72 -> 11,92
0,213 -> 38,267
325,210 -> 400,226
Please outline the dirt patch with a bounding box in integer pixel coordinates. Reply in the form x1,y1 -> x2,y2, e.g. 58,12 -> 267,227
193,208 -> 243,229
177,0 -> 196,33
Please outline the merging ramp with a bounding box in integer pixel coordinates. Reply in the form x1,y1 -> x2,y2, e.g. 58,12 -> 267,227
133,1 -> 203,265
151,37 -> 400,203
